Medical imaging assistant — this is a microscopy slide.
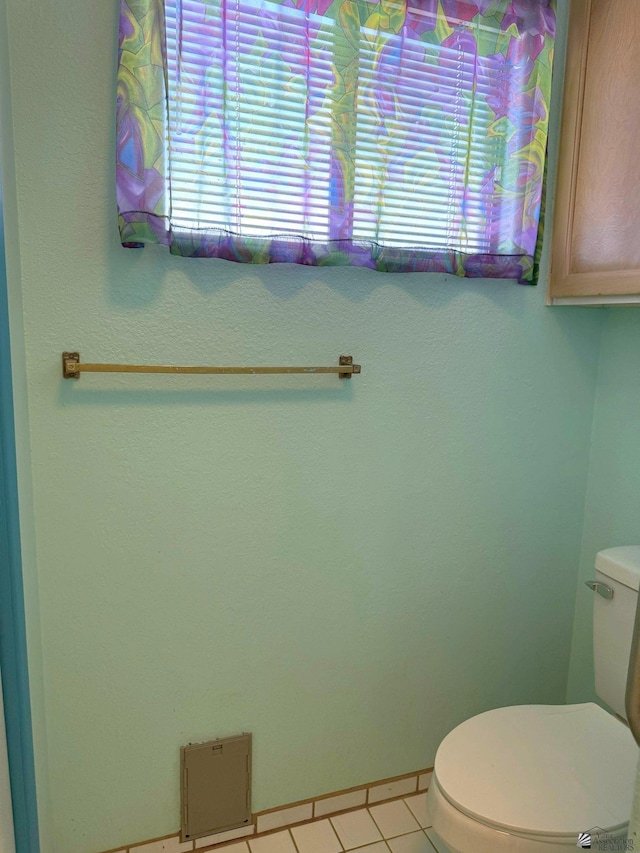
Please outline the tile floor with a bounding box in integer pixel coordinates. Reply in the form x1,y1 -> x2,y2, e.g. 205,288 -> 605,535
208,794 -> 449,853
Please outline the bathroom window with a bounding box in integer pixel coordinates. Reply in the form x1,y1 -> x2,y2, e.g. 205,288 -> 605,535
117,0 -> 556,283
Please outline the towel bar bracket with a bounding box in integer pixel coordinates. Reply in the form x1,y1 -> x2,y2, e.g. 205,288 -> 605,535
339,355 -> 356,379
63,351 -> 80,379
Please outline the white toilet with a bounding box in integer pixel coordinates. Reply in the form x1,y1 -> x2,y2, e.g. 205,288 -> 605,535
426,546 -> 640,853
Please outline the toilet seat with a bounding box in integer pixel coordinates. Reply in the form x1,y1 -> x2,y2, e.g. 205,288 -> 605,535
429,702 -> 638,852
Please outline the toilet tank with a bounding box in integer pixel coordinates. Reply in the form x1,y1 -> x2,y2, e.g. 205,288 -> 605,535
593,546 -> 640,720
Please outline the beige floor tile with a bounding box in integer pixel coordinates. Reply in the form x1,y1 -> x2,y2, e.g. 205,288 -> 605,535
314,789 -> 367,818
257,804 -> 313,834
330,809 -> 383,850
249,830 -> 297,853
369,802 -> 420,839
423,829 -> 451,853
417,773 -> 433,792
346,844 -> 388,853
291,820 -> 342,853
368,778 -> 417,805
131,836 -> 194,853
388,831 -> 436,853
403,793 -> 431,829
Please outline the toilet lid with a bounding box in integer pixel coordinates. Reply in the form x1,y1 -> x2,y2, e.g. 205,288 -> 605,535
434,703 -> 638,837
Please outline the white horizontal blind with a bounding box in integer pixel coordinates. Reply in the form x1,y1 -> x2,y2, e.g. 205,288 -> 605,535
165,0 -> 334,239
164,0 -> 514,252
352,11 -> 504,254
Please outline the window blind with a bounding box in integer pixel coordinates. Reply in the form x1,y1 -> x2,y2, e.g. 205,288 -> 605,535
117,0 -> 556,282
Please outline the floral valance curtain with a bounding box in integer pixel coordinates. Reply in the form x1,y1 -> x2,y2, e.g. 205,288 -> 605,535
117,0 -> 556,283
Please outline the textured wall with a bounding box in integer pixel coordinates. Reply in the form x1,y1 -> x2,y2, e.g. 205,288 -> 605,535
2,1 -> 605,852
567,309 -> 640,705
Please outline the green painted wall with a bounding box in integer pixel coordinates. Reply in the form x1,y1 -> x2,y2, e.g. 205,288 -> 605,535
567,309 -> 640,705
2,2 -> 606,852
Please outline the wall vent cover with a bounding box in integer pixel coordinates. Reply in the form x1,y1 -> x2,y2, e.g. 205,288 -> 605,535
181,733 -> 252,841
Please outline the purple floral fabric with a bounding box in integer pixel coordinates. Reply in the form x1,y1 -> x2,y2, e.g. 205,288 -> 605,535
117,0 -> 556,283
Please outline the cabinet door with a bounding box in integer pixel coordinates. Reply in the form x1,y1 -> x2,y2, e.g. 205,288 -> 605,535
550,0 -> 640,300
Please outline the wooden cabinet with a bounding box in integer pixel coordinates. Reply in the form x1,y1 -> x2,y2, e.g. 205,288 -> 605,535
549,0 -> 640,304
